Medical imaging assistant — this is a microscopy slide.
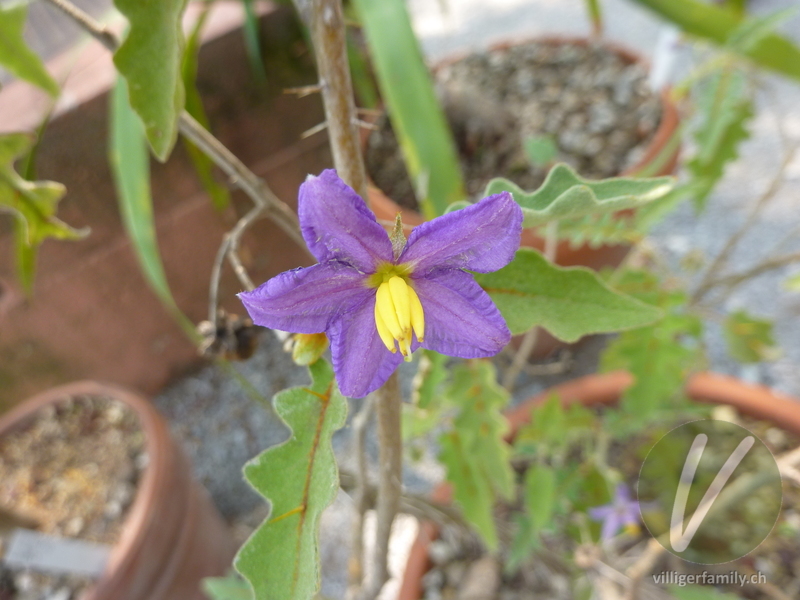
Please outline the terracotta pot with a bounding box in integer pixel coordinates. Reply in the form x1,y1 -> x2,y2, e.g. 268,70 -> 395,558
366,36 -> 681,360
397,371 -> 800,600
0,381 -> 236,600
0,4 -> 326,408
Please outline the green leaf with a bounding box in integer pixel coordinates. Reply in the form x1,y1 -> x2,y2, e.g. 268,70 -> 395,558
475,249 -> 663,341
723,310 -> 780,363
413,350 -> 448,410
0,3 -> 59,96
687,69 -> 753,211
235,360 -> 347,600
628,0 -> 800,81
109,77 -> 195,338
523,135 -> 557,168
181,5 -> 230,210
669,585 -> 740,600
525,463 -> 557,531
600,270 -> 703,417
484,163 -> 674,228
113,0 -> 188,160
726,6 -> 800,53
241,0 -> 268,86
203,573 -> 254,600
352,0 -> 465,218
0,133 -> 87,291
439,361 -> 513,550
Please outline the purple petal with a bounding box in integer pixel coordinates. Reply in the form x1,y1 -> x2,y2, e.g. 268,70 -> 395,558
600,513 -> 622,541
238,262 -> 371,333
413,270 -> 510,357
299,170 -> 392,271
615,484 -> 632,504
398,192 -> 522,275
328,295 -> 405,397
588,506 -> 614,521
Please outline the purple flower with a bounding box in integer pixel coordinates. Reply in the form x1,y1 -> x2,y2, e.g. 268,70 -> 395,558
238,169 -> 522,398
589,484 -> 643,541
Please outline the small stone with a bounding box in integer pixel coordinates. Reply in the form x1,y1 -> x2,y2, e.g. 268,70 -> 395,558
14,571 -> 35,592
423,568 -> 445,590
428,540 -> 457,566
46,588 -> 71,600
456,556 -> 501,600
134,452 -> 149,470
104,500 -> 123,520
444,560 -> 467,586
64,517 -> 84,537
765,427 -> 787,448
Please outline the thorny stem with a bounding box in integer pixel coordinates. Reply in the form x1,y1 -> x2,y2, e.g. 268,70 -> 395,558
348,394 -> 375,593
300,0 -> 400,597
307,0 -> 369,202
44,0 -> 309,325
359,372 -> 402,600
503,221 -> 559,390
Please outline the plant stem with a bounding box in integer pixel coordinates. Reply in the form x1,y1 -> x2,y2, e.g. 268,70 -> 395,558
360,371 -> 402,600
308,0 -> 369,202
348,394 -> 375,593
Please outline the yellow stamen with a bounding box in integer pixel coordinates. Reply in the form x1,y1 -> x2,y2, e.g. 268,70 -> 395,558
374,307 -> 397,353
374,276 -> 425,360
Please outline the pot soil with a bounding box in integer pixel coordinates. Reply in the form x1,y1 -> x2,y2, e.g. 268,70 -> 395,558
0,381 -> 235,600
366,38 -> 676,213
399,372 -> 800,600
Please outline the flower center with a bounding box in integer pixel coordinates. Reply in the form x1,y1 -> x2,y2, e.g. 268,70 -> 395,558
373,275 -> 424,360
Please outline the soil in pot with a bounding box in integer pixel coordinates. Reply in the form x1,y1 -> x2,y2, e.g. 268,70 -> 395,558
418,411 -> 800,600
0,395 -> 146,600
366,39 -> 663,212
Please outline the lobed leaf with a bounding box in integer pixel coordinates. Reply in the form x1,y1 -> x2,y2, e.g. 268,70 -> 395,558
235,361 -> 348,600
0,133 -> 87,292
113,0 -> 188,160
688,69 -> 753,211
723,310 -> 780,363
439,361 -> 513,550
725,6 -> 800,54
475,248 -> 663,341
352,0 -> 465,218
599,270 -> 703,417
0,3 -> 59,96
484,163 -> 673,228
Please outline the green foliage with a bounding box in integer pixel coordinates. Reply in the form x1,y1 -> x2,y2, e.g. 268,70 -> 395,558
514,395 -> 595,458
241,0 -> 268,86
475,249 -> 663,340
113,0 -> 188,160
203,572 -> 254,600
523,136 -> 557,168
723,310 -> 780,363
0,133 -> 86,292
0,3 -> 59,96
669,586 -> 740,600
181,5 -> 231,210
687,69 -> 753,211
352,0 -> 465,218
525,463 -> 557,532
725,6 -> 800,54
627,0 -> 800,81
235,361 -> 348,600
109,77 -> 195,338
786,273 -> 800,291
484,163 -> 673,228
600,271 -> 703,418
413,350 -> 448,410
438,361 -> 513,550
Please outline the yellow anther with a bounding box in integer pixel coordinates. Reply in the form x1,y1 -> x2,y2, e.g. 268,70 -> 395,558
374,276 -> 425,358
408,286 -> 425,343
374,307 -> 397,353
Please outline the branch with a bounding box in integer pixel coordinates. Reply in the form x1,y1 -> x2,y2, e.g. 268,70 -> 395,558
307,0 -> 369,201
358,372 -> 402,600
347,394 -> 375,593
691,141 -> 799,304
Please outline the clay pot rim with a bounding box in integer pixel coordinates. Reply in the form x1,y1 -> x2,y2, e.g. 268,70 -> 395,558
365,34 -> 681,220
397,370 -> 800,600
0,380 -> 170,594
